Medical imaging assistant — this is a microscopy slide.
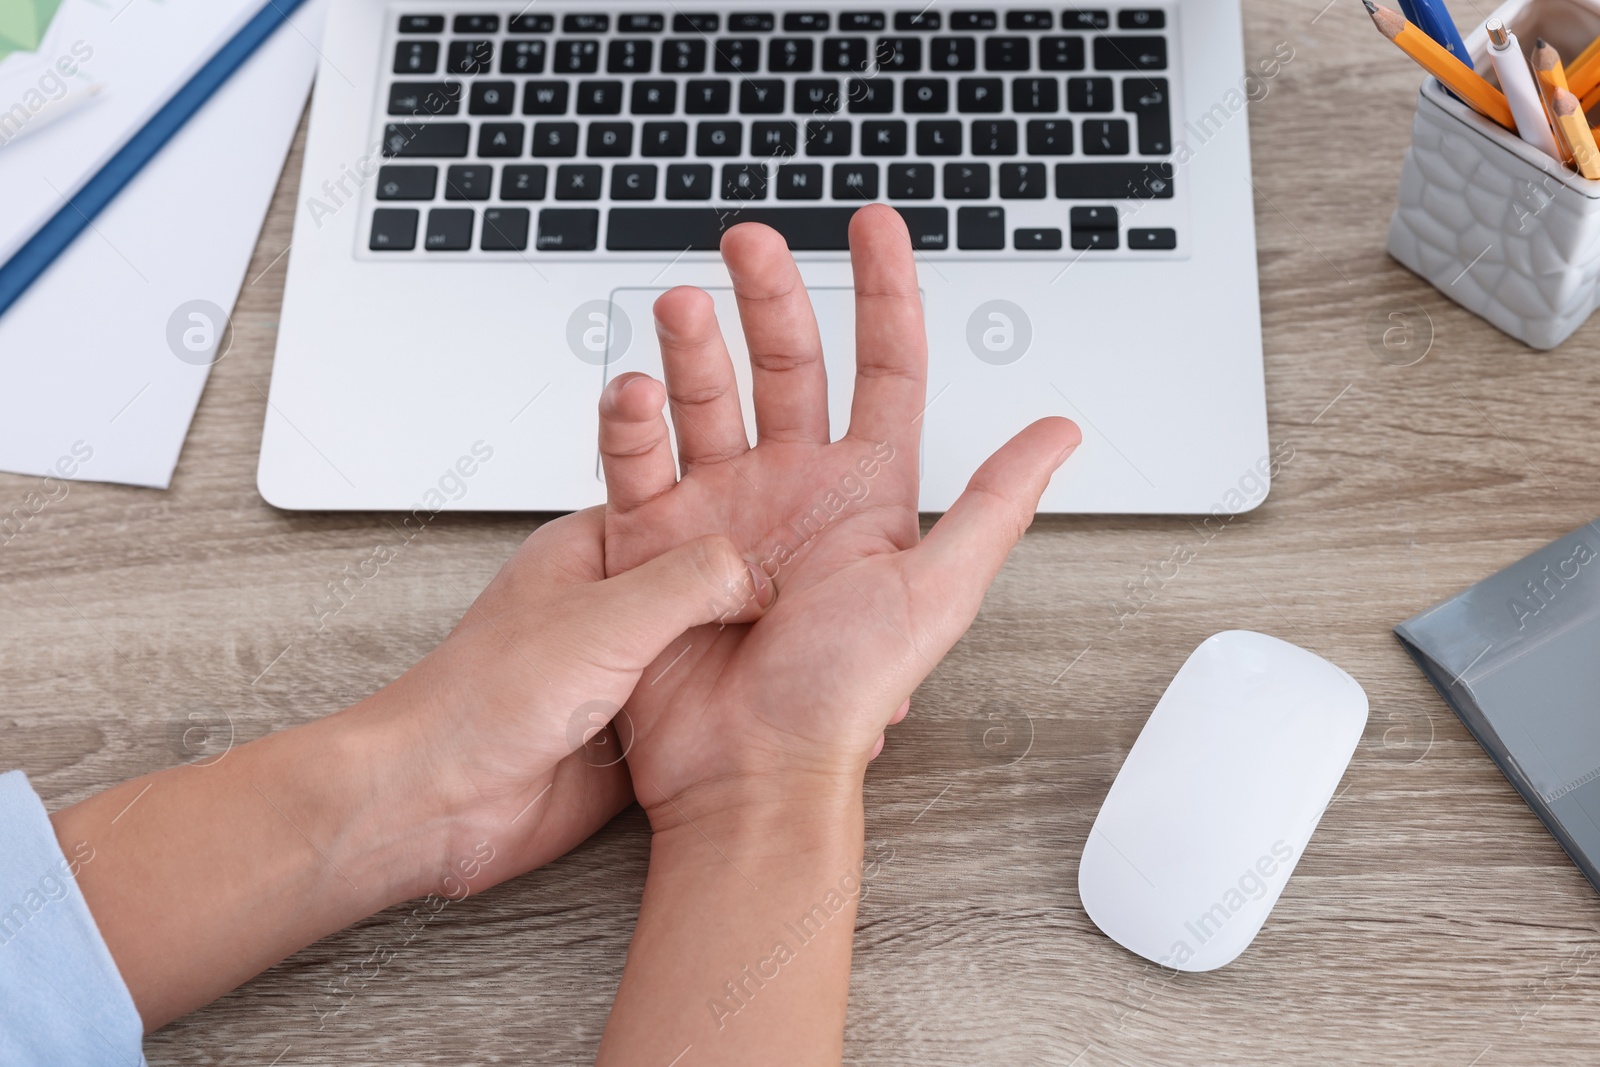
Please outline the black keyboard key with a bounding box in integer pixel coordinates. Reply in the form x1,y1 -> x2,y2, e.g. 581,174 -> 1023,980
971,120 -> 1018,155
1071,205 -> 1119,228
382,122 -> 469,157
1129,227 -> 1177,249
632,80 -> 677,113
453,14 -> 498,33
389,81 -> 461,116
903,78 -> 949,112
753,120 -> 799,155
663,38 -> 708,72
833,162 -> 879,199
674,13 -> 719,33
861,119 -> 908,155
1067,77 -> 1115,112
785,12 -> 830,31
887,162 -> 935,199
1124,77 -> 1171,155
1121,9 -> 1166,28
587,122 -> 633,156
510,14 -> 555,32
564,14 -> 609,33
532,121 -> 580,156
1000,162 -> 1048,198
822,37 -> 870,72
643,121 -> 690,156
895,11 -> 941,30
1082,118 -> 1129,155
875,37 -> 922,70
931,36 -> 977,70
370,208 -> 419,250
685,79 -> 732,113
957,205 -> 1005,248
1016,227 -> 1063,249
612,164 -> 659,199
469,81 -> 515,114
1095,36 -> 1168,70
848,78 -> 893,112
1013,77 -> 1059,112
957,78 -> 1004,112
841,11 -> 887,30
1071,228 -> 1118,249
951,12 -> 998,30
666,163 -> 714,198
723,163 -> 769,200
776,163 -> 824,198
621,13 -> 666,32
917,120 -> 962,155
555,40 -> 600,73
555,164 -> 603,199
502,164 -> 549,199
985,37 -> 1031,71
444,163 -> 493,200
1064,9 -> 1111,29
576,80 -> 624,113
697,120 -> 743,155
1055,162 -> 1173,198
376,165 -> 437,200
770,37 -> 815,71
1027,119 -> 1074,154
481,207 -> 531,251
795,79 -> 842,112
944,162 -> 990,198
399,15 -> 444,33
1007,10 -> 1055,29
502,39 -> 548,73
1040,36 -> 1087,70
394,40 -> 440,74
447,40 -> 494,75
523,81 -> 570,114
715,38 -> 761,71
537,208 -> 599,250
478,122 -> 524,156
608,38 -> 653,72
425,207 -> 474,250
741,79 -> 786,113
730,13 -> 775,31
805,120 -> 852,155
606,206 -> 947,250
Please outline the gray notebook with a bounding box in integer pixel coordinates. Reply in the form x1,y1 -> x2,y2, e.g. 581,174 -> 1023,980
1395,519 -> 1600,894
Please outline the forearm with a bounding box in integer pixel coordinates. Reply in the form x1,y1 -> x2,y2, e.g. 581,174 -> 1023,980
598,777 -> 868,1067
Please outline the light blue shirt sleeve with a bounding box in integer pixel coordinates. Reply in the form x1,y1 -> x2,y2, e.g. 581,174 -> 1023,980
0,771 -> 146,1066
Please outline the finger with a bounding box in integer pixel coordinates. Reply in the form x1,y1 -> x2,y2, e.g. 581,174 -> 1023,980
653,286 -> 750,470
844,205 -> 927,454
598,374 -> 677,513
889,698 -> 910,726
721,222 -> 830,444
586,535 -> 776,658
909,417 -> 1081,628
869,734 -> 886,761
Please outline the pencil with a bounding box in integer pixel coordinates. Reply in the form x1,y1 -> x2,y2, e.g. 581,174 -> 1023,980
1552,88 -> 1600,177
1572,33 -> 1600,74
1532,39 -> 1573,160
1569,37 -> 1600,98
1363,1 -> 1516,129
1488,20 -> 1562,158
1583,78 -> 1600,114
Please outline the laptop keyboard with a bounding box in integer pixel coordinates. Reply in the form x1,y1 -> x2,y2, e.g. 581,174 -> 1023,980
363,6 -> 1182,257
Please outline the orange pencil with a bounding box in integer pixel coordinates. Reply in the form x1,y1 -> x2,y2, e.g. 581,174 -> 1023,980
1568,37 -> 1600,98
1363,1 -> 1516,130
1552,89 -> 1600,177
1532,39 -> 1573,160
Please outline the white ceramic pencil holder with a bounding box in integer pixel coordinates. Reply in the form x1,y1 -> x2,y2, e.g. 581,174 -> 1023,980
1387,0 -> 1600,349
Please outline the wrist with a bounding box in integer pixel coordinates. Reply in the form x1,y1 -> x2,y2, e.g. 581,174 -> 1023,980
641,769 -> 866,857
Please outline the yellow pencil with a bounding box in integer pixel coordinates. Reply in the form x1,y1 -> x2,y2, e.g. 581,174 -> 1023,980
1552,88 -> 1600,177
1532,39 -> 1573,160
1572,33 -> 1600,74
1363,1 -> 1516,130
1569,37 -> 1600,98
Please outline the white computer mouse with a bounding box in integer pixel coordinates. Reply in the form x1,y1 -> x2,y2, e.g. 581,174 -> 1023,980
1078,630 -> 1368,972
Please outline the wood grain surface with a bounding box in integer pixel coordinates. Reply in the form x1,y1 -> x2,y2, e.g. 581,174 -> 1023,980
7,1 -> 1600,1063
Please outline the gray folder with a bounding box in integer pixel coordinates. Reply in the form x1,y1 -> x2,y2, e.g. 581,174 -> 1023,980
1395,519 -> 1600,894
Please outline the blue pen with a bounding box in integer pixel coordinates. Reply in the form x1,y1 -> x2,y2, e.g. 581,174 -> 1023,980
1399,0 -> 1474,68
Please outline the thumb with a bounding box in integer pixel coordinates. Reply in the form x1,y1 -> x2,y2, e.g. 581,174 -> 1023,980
584,534 -> 775,653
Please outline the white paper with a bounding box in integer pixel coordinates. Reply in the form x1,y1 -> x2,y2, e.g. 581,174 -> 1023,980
0,0 -> 325,488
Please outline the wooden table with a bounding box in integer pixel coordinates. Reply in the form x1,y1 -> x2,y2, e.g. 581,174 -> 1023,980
8,3 -> 1600,1063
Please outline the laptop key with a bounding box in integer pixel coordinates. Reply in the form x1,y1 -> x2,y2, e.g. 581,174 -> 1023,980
376,165 -> 438,200
1007,11 -> 1055,30
888,162 -> 935,199
673,14 -> 719,33
1123,77 -> 1172,154
663,39 -> 708,72
453,14 -> 499,33
555,40 -> 600,73
951,12 -> 998,30
1000,162 -> 1048,198
945,162 -> 991,198
531,122 -> 580,156
776,163 -> 824,199
805,120 -> 852,155
1055,162 -> 1174,198
1016,227 -> 1063,250
632,80 -> 677,113
841,12 -> 887,30
425,208 -> 474,250
564,14 -> 610,33
984,37 -> 1031,71
730,13 -> 775,31
861,120 -> 908,155
740,79 -> 786,113
382,122 -> 469,157
447,40 -> 494,75
523,81 -> 570,114
608,39 -> 653,73
536,208 -> 600,250
477,123 -> 524,157
1071,228 -> 1118,249
770,38 -> 816,72
1120,9 -> 1166,29
1068,77 -> 1115,112
576,80 -> 624,113
587,122 -> 633,156
370,209 -> 419,250
957,78 -> 1004,112
723,163 -> 768,200
1026,119 -> 1074,154
399,15 -> 444,33
469,81 -> 514,115
822,37 -> 870,72
697,121 -> 743,156
715,38 -> 761,72
502,40 -> 547,74
620,13 -> 665,32
555,164 -> 603,200
1083,118 -> 1130,155
972,120 -> 1019,155
903,78 -> 949,113
509,13 -> 555,32
1129,227 -> 1177,249
685,80 -> 733,113
1071,205 -> 1119,229
1040,36 -> 1087,70
753,120 -> 800,155
389,81 -> 461,116
606,207 -> 946,250
394,40 -> 440,74
665,163 -> 714,198
833,162 -> 879,199
444,164 -> 493,200
847,79 -> 893,113
875,37 -> 922,71
1064,9 -> 1111,30
957,206 -> 1005,249
611,164 -> 658,199
894,11 -> 940,30
795,79 -> 842,113
502,164 -> 549,199
1013,77 -> 1059,112
930,37 -> 977,71
784,13 -> 830,31
1094,36 -> 1167,70
481,207 -> 531,251
916,120 -> 962,155
642,122 -> 690,156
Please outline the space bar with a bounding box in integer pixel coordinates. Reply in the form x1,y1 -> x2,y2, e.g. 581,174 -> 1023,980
607,207 -> 945,251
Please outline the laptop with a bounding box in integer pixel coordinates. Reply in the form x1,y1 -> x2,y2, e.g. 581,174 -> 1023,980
261,1 -> 1267,513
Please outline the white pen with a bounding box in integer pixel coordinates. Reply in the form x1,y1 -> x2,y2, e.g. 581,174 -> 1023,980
1487,19 -> 1562,160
